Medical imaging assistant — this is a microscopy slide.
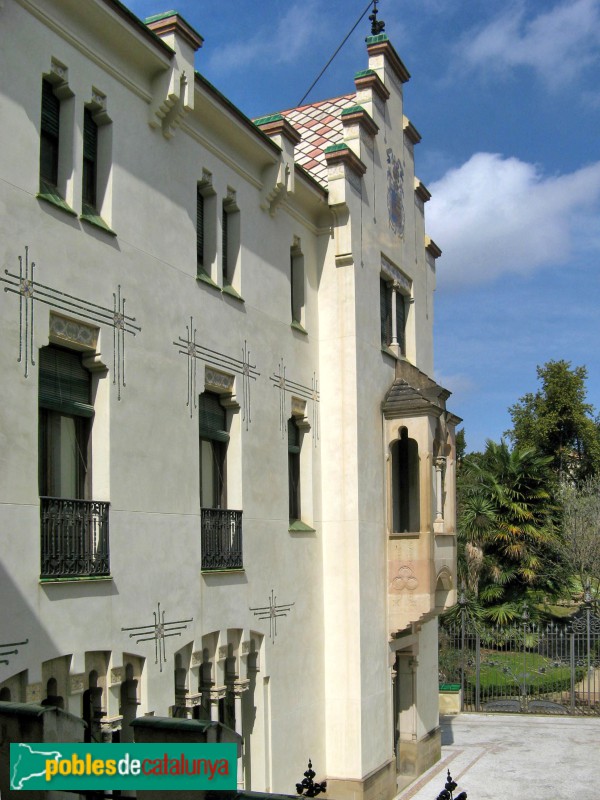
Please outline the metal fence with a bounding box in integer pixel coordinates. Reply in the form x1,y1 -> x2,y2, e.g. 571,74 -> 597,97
439,606 -> 600,715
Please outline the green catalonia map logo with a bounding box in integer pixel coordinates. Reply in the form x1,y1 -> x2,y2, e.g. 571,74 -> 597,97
10,742 -> 236,791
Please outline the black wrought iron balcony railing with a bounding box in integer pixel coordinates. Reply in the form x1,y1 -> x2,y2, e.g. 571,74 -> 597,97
201,508 -> 243,570
40,497 -> 110,578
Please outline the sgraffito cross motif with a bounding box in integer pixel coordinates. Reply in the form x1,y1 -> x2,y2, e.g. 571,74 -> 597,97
0,637 -> 29,666
174,317 -> 259,427
1,246 -> 140,397
270,358 -> 320,445
250,589 -> 294,643
121,603 -> 192,672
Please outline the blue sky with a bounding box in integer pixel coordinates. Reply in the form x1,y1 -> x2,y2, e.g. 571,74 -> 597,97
128,0 -> 600,452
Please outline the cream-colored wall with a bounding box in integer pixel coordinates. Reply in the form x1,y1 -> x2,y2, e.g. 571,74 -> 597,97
0,3 -> 453,798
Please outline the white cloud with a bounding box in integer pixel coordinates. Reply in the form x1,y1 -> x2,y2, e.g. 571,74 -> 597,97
427,153 -> 600,286
434,371 -> 476,398
206,2 -> 321,74
460,0 -> 600,85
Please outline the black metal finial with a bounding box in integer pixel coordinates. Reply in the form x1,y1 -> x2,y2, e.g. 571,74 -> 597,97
296,759 -> 327,798
369,0 -> 385,35
436,769 -> 467,800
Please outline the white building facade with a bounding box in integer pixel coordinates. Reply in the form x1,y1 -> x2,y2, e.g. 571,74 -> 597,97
0,1 -> 459,798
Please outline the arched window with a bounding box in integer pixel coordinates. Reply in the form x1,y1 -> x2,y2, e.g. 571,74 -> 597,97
83,670 -> 103,742
120,663 -> 138,743
41,677 -> 64,709
391,428 -> 420,533
173,654 -> 188,718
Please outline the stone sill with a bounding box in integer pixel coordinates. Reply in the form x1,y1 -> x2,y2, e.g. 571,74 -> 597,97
222,283 -> 244,303
201,568 -> 245,575
289,519 -> 316,533
80,208 -> 116,236
37,190 -> 77,217
197,269 -> 220,291
40,575 -> 113,584
291,320 -> 308,335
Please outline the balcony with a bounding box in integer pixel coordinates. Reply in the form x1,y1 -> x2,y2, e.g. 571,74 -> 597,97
201,508 -> 243,570
40,497 -> 110,579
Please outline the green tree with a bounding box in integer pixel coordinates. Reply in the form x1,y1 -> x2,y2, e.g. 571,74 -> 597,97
508,360 -> 600,482
559,476 -> 600,601
456,440 -> 565,623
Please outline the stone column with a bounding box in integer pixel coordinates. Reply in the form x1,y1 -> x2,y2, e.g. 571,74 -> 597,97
233,679 -> 250,788
209,687 -> 226,722
434,457 -> 446,533
390,283 -> 399,347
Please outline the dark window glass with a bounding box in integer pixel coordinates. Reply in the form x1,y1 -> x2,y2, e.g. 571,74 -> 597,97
38,346 -> 92,499
199,392 -> 228,508
197,189 -> 204,267
396,292 -> 406,355
391,429 -> 420,533
288,418 -> 301,521
380,279 -> 392,348
222,204 -> 229,284
40,79 -> 60,188
82,108 -> 98,208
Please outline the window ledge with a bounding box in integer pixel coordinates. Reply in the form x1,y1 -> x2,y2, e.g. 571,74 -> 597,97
381,345 -> 397,360
197,268 -> 221,290
289,519 -> 316,533
37,188 -> 77,217
201,568 -> 245,575
80,209 -> 116,236
389,531 -> 420,539
40,575 -> 112,584
291,320 -> 308,336
222,283 -> 244,303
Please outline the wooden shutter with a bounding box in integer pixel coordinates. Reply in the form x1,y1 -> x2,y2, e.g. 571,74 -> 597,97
380,279 -> 392,347
222,204 -> 228,282
199,392 -> 229,442
39,346 -> 93,417
288,418 -> 300,454
82,108 -> 98,207
197,189 -> 204,266
396,293 -> 406,355
40,80 -> 60,186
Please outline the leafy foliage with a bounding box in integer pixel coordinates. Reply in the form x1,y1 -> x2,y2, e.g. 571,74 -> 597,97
508,360 -> 600,482
559,476 -> 600,601
456,440 -> 566,622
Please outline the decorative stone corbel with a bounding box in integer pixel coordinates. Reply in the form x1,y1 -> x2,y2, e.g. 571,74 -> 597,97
146,12 -> 203,139
255,115 -> 301,215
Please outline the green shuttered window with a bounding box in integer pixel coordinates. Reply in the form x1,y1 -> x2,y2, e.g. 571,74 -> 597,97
39,346 -> 93,418
288,418 -> 301,521
199,392 -> 229,443
40,79 -> 60,188
197,189 -> 204,267
222,203 -> 229,284
82,108 -> 98,208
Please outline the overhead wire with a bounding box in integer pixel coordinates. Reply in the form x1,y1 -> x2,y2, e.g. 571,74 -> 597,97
297,0 -> 376,107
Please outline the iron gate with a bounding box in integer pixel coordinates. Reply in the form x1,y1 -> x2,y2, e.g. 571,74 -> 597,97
439,606 -> 600,714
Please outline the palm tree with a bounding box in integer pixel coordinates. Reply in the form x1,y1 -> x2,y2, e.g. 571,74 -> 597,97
456,440 -> 563,623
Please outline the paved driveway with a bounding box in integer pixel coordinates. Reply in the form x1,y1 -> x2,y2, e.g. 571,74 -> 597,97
396,713 -> 600,800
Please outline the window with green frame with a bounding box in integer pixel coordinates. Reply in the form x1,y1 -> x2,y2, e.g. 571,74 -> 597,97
288,417 -> 301,522
38,345 -> 93,499
40,79 -> 60,192
82,107 -> 98,213
199,391 -> 228,509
